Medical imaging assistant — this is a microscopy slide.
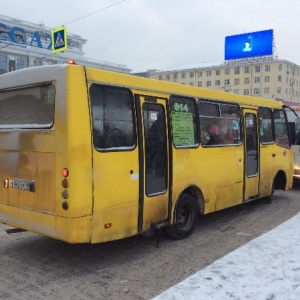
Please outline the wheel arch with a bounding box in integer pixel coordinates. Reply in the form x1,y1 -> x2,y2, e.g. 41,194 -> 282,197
179,185 -> 205,215
273,170 -> 287,191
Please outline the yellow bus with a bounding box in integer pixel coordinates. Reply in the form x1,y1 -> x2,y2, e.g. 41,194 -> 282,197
0,63 -> 293,243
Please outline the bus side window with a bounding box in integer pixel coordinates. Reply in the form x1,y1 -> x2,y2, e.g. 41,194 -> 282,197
258,107 -> 274,144
273,109 -> 290,148
90,84 -> 135,150
199,101 -> 241,146
169,95 -> 198,147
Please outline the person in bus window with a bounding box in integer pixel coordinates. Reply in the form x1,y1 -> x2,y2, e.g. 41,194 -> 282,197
207,124 -> 222,145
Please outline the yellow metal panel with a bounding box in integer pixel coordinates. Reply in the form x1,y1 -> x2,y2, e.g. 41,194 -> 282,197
0,203 -> 92,243
91,203 -> 138,243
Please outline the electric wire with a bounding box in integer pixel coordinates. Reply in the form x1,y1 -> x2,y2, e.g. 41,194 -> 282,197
62,0 -> 128,27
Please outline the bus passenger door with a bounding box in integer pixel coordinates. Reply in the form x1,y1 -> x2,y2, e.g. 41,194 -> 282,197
136,95 -> 169,232
244,110 -> 259,200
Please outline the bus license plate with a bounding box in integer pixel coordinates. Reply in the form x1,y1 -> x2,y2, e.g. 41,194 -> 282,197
9,179 -> 36,192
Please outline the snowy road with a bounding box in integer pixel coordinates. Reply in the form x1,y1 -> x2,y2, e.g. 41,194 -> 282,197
153,210 -> 300,299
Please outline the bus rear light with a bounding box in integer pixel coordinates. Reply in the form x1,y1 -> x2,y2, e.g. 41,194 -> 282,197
62,179 -> 69,188
62,201 -> 69,210
67,59 -> 76,65
62,189 -> 69,199
61,168 -> 69,177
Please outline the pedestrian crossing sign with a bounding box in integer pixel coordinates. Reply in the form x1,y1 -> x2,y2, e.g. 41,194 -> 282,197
51,26 -> 67,54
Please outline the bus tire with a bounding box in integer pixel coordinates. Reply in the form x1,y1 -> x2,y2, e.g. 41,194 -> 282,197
165,194 -> 198,240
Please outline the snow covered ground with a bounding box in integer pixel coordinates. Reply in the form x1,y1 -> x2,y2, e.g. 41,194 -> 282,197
153,212 -> 300,300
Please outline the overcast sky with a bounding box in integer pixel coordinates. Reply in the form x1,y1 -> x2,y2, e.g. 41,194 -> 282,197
1,0 -> 300,72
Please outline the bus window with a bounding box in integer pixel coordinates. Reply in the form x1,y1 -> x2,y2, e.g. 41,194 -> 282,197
143,103 -> 167,195
0,83 -> 55,129
89,84 -> 135,150
258,107 -> 274,144
273,109 -> 290,148
169,95 -> 198,147
245,113 -> 258,177
199,101 -> 241,146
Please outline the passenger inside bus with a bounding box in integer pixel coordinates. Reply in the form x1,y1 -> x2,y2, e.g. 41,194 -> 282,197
207,124 -> 222,145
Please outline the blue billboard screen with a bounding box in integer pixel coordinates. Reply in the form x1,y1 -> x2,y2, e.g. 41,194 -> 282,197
225,29 -> 273,60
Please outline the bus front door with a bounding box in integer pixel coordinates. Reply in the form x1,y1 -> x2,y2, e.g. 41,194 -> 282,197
136,96 -> 170,233
244,111 -> 259,200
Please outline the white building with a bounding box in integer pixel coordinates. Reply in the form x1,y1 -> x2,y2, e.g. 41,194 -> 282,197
0,14 -> 131,74
149,58 -> 300,105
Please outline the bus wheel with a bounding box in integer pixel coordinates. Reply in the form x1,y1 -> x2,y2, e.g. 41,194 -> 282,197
166,194 -> 198,239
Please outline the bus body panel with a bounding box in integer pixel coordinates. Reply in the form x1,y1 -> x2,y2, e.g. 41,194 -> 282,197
171,145 -> 244,214
90,150 -> 139,243
0,65 -> 94,242
0,203 -> 92,243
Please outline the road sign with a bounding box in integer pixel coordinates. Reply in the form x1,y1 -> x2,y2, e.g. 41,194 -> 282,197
51,26 -> 67,54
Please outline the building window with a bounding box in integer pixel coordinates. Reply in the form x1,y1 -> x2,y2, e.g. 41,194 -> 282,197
265,65 -> 271,72
166,74 -> 170,80
234,67 -> 240,74
190,72 -> 194,78
198,72 -> 202,77
264,76 -> 270,82
216,69 -> 221,75
198,81 -> 202,87
244,77 -> 250,84
159,76 -> 162,80
255,66 -> 261,72
254,77 -> 260,83
225,68 -> 230,75
207,71 -> 211,76
244,89 -> 249,95
254,88 -> 260,95
278,75 -> 282,82
182,73 -> 186,79
215,80 -> 220,86
234,78 -> 239,85
244,67 -> 250,74
234,89 -> 239,94
278,64 -> 282,71
264,87 -> 269,94
189,82 -> 194,86
224,79 -> 230,85
206,81 -> 211,87
16,57 -> 26,70
0,55 -> 7,74
174,73 -> 178,80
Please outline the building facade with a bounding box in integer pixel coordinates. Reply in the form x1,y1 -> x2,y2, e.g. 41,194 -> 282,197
149,58 -> 300,104
0,14 -> 131,74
